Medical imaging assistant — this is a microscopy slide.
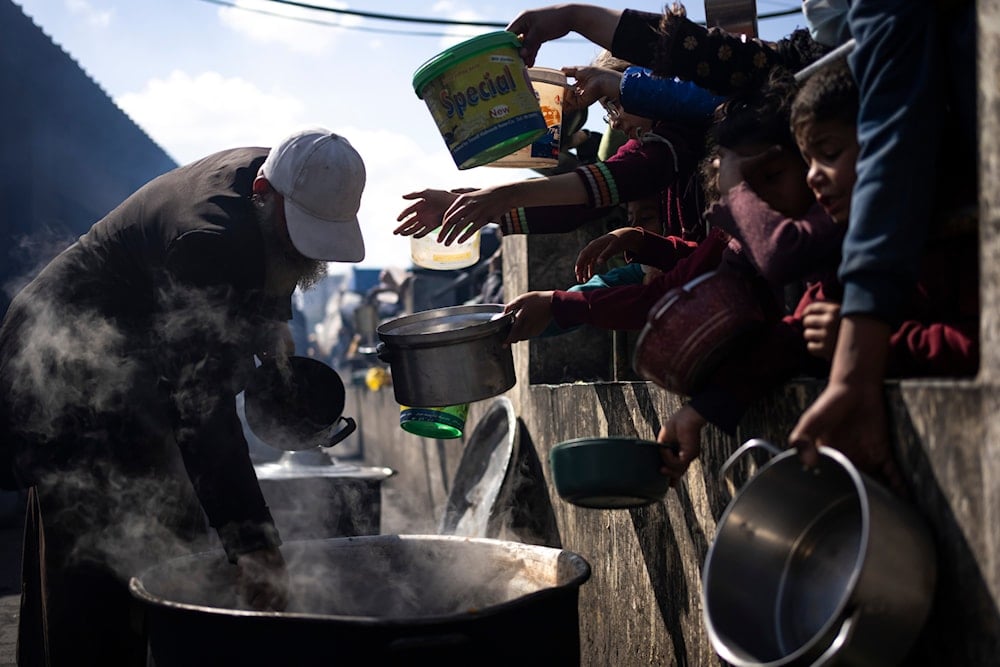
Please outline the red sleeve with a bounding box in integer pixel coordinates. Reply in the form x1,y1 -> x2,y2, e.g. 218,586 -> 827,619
624,227 -> 700,272
550,230 -> 728,330
887,321 -> 978,377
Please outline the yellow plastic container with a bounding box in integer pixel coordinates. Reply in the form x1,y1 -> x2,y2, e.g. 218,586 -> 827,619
412,31 -> 547,170
410,226 -> 481,270
488,67 -> 566,168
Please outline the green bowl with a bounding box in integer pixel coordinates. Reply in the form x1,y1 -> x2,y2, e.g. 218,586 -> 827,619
549,437 -> 672,509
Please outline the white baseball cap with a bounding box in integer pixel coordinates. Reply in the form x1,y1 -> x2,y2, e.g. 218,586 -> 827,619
260,127 -> 366,262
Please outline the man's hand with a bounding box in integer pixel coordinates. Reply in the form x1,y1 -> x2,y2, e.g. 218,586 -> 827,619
656,404 -> 707,486
503,291 -> 555,344
236,546 -> 290,611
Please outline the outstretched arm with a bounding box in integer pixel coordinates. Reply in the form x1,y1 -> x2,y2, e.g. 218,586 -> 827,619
506,4 -> 623,68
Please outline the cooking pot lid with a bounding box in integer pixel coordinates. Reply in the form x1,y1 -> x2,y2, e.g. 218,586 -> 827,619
438,397 -> 518,537
254,452 -> 395,481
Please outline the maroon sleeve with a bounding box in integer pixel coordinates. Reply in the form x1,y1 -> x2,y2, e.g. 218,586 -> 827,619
550,230 -> 728,330
498,203 -> 608,235
623,227 -> 700,272
708,185 -> 844,286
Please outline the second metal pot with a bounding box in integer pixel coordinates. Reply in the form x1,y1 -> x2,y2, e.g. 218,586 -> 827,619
702,439 -> 937,667
376,304 -> 516,407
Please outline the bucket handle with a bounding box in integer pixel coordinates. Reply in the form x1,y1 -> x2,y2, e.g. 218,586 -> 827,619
719,438 -> 782,494
322,416 -> 357,448
811,607 -> 861,667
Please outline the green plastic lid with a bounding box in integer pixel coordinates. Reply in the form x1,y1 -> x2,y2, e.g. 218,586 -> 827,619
412,31 -> 522,98
400,404 -> 468,440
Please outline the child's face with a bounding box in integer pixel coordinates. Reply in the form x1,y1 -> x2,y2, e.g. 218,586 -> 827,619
627,196 -> 660,232
600,96 -> 653,140
796,119 -> 859,224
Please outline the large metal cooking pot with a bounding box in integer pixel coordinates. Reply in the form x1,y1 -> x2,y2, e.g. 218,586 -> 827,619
702,439 -> 937,667
376,304 -> 516,407
254,451 -> 395,540
129,534 -> 591,666
632,269 -> 765,396
243,356 -> 356,450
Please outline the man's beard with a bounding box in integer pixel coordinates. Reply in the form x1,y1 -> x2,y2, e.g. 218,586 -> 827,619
254,194 -> 328,290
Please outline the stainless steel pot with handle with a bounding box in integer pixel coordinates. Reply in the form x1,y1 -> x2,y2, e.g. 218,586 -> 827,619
702,439 -> 937,667
376,304 -> 516,407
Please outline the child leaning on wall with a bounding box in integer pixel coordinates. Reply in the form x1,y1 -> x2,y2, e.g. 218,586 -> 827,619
656,58 -> 979,493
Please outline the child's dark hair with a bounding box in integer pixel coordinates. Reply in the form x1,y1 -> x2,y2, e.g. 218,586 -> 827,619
790,57 -> 858,142
708,66 -> 800,151
700,67 -> 800,200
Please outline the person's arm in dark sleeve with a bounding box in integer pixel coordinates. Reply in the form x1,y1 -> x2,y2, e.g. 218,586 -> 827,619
162,230 -> 281,562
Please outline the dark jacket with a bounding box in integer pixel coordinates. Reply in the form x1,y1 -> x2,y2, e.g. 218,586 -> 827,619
0,146 -> 286,560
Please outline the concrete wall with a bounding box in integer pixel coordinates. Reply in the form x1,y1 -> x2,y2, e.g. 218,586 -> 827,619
355,3 -> 1000,663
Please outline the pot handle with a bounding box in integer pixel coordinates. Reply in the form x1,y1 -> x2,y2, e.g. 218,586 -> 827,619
322,416 -> 357,448
719,438 -> 782,494
375,341 -> 392,364
811,607 -> 861,667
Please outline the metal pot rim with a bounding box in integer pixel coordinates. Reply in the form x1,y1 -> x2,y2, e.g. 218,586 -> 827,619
376,304 -> 513,347
702,445 -> 872,667
129,534 -> 592,623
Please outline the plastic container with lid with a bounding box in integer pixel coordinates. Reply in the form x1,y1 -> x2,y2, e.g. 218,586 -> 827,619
412,31 -> 547,170
410,227 -> 481,270
488,67 -> 566,168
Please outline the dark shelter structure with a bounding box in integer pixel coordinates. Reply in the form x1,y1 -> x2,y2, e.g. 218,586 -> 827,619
0,0 -> 177,317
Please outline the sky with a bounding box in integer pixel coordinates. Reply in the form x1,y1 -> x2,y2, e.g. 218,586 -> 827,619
13,0 -> 806,274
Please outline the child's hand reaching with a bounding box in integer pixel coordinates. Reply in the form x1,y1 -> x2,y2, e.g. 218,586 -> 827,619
440,185 -> 515,245
801,301 -> 841,361
395,189 -> 464,238
502,291 -> 555,345
574,228 -> 644,283
562,66 -> 622,107
656,404 -> 707,487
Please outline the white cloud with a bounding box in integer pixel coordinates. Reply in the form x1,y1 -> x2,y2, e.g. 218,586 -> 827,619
116,70 -> 308,165
217,0 -> 360,55
65,0 -> 112,28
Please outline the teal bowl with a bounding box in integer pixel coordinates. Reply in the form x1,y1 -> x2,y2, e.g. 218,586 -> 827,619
549,437 -> 672,509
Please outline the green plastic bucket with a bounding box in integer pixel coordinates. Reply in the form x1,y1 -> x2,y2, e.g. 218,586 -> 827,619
399,403 -> 469,439
412,31 -> 547,170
